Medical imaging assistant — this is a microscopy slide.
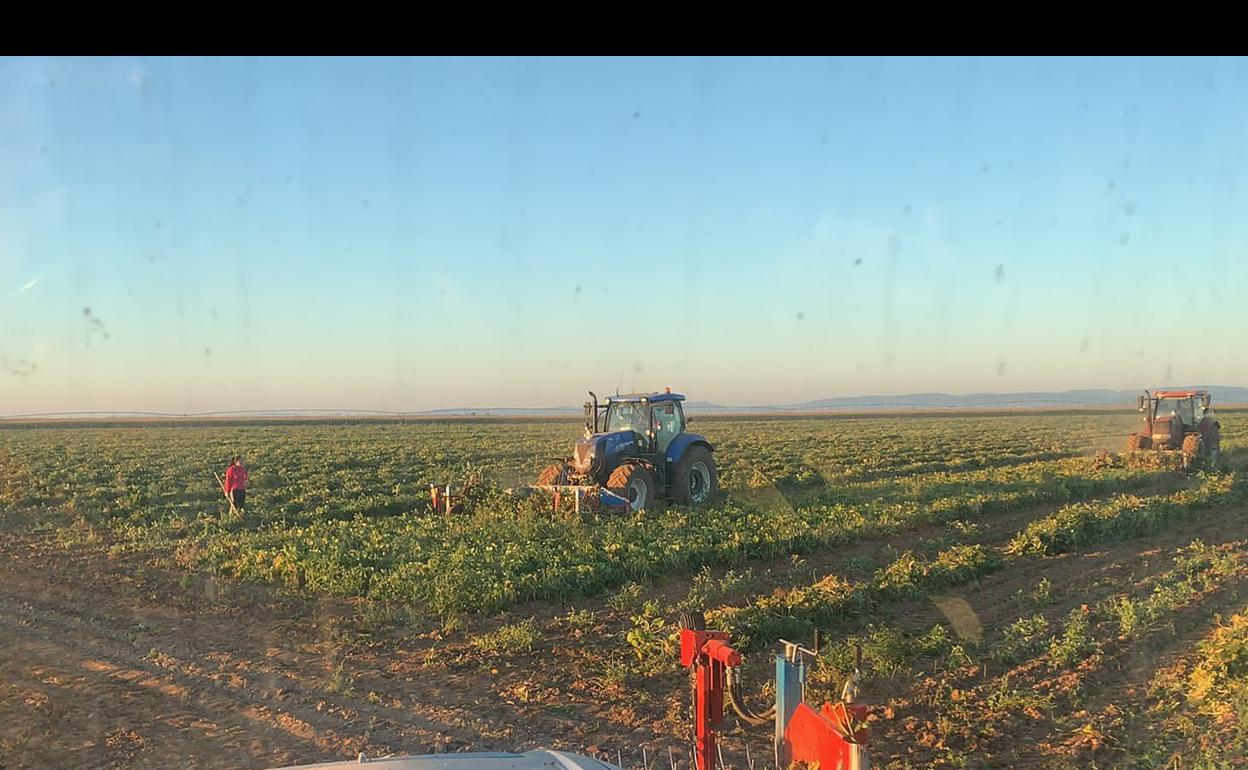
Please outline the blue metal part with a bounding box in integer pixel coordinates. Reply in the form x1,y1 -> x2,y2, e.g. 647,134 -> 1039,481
665,432 -> 713,466
601,430 -> 636,456
597,488 -> 630,508
775,648 -> 808,767
604,392 -> 686,404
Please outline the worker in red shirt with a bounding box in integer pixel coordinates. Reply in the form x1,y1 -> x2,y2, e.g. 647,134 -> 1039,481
224,455 -> 249,511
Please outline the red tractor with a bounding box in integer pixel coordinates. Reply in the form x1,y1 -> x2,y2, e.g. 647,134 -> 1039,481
1126,390 -> 1221,468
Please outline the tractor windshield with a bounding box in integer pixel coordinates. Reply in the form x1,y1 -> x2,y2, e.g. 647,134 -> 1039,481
604,402 -> 649,434
1156,398 -> 1196,426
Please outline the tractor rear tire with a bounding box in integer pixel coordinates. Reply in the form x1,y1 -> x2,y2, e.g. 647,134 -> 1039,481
607,463 -> 657,513
1126,433 -> 1151,452
672,446 -> 718,506
537,462 -> 568,486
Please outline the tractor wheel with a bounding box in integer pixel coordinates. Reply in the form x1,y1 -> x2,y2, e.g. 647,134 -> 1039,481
1182,434 -> 1204,468
1126,433 -> 1152,452
607,463 -> 657,512
537,462 -> 568,486
672,446 -> 718,506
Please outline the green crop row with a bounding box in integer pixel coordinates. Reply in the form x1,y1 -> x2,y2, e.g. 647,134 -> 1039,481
192,457 -> 1173,616
711,471 -> 1244,650
1005,471 -> 1245,557
711,544 -> 1003,648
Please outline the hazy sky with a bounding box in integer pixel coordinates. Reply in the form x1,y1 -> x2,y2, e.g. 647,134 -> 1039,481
1,56 -> 1246,413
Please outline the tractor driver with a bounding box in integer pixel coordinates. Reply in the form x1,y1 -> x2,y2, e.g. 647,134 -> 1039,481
653,403 -> 680,451
630,404 -> 649,435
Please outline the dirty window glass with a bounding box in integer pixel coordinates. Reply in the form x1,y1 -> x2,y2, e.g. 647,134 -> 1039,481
1,56 -> 1246,770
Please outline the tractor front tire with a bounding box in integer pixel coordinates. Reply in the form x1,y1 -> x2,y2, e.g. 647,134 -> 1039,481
672,446 -> 718,506
1182,434 -> 1204,468
607,463 -> 657,512
1126,433 -> 1151,452
537,462 -> 569,486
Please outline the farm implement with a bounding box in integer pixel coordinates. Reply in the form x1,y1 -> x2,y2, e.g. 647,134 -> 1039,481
510,388 -> 718,513
261,618 -> 876,770
680,614 -> 872,770
1126,389 -> 1221,470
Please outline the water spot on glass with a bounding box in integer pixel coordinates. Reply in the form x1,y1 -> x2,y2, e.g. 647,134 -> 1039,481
82,308 -> 110,343
2,358 -> 37,378
933,596 -> 982,642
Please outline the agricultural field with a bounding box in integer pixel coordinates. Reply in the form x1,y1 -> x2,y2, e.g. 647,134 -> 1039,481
2,410 -> 1247,770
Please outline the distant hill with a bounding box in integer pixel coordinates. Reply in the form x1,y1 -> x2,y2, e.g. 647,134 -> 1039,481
5,387 -> 1246,421
767,386 -> 1248,412
412,385 -> 1248,417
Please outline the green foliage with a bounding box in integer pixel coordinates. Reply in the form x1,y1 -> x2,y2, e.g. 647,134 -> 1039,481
607,582 -> 645,613
1006,472 -> 1244,557
472,618 -> 540,656
716,544 -> 1001,649
872,544 -> 1003,600
624,600 -> 678,674
1031,577 -> 1054,606
995,614 -> 1051,664
1,412 -> 1241,620
1048,606 -> 1099,667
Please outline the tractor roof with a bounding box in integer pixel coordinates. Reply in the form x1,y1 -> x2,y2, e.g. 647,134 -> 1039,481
605,391 -> 686,404
1154,390 -> 1210,399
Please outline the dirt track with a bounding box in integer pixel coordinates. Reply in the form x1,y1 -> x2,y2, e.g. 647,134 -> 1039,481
0,535 -> 516,770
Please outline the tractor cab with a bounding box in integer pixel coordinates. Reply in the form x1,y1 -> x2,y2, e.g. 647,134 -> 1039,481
536,388 -> 718,512
600,395 -> 685,453
1142,392 -> 1206,429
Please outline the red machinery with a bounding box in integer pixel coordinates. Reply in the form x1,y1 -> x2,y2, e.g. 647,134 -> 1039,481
680,618 -> 871,770
680,626 -> 741,770
1127,389 -> 1221,468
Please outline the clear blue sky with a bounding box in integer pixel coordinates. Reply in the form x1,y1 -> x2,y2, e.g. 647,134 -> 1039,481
1,56 -> 1245,413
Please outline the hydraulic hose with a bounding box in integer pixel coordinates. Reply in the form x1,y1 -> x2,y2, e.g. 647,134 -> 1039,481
725,666 -> 776,727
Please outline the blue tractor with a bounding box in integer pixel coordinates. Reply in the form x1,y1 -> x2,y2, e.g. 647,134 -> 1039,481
537,389 -> 718,511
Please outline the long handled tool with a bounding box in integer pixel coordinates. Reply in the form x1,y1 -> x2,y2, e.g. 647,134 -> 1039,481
213,471 -> 238,516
